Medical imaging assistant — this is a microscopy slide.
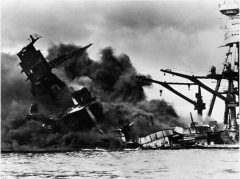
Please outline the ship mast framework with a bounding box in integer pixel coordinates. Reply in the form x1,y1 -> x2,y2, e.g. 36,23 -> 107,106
136,1 -> 239,132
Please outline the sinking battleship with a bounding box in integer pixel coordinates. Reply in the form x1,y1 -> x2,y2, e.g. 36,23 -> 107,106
14,1 -> 239,151
134,0 -> 239,149
16,34 -> 135,151
17,34 -> 104,134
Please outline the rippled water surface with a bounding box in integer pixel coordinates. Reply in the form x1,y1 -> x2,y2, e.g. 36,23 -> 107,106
1,149 -> 239,179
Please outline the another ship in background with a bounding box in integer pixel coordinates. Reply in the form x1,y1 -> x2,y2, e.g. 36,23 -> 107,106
14,0 -> 239,151
134,0 -> 239,149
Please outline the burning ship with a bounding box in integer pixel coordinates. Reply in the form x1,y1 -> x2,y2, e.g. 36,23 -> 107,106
3,1 -> 238,152
13,34 -> 141,151
135,0 -> 239,149
16,34 -> 103,134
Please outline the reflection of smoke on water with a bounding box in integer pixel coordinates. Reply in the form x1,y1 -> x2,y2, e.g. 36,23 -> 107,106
1,44 -> 186,151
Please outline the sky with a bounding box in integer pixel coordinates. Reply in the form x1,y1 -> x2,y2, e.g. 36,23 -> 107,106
1,0 -> 236,123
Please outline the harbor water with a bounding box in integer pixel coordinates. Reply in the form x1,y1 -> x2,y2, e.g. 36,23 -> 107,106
1,149 -> 239,179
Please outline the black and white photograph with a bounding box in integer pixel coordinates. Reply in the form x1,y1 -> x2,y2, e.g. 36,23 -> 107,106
1,0 -> 239,178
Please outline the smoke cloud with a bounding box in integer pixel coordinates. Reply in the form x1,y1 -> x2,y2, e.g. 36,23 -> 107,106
46,44 -> 152,103
1,43 -> 186,151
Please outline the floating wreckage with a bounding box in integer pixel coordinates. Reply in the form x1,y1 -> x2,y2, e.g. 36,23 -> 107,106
135,113 -> 239,149
135,0 -> 239,149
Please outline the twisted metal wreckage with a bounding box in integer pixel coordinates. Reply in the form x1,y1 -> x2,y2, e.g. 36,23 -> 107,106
16,33 -> 239,150
17,34 -> 136,150
136,0 -> 239,149
16,2 -> 239,150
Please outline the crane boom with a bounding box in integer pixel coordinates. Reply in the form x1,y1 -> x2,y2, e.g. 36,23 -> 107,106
160,69 -> 228,102
136,76 -> 196,105
136,75 -> 206,116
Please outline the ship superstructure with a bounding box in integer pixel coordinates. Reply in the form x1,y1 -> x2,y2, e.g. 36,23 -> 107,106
17,34 -> 103,133
135,0 -> 239,148
216,0 -> 239,132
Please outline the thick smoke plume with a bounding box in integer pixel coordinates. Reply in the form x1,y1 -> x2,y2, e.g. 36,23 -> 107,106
46,44 -> 151,103
1,43 -> 185,151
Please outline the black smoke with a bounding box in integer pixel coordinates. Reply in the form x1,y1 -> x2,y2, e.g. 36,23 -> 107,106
46,44 -> 151,103
1,44 -> 185,151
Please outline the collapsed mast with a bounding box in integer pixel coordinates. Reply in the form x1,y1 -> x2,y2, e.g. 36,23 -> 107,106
17,34 -> 93,107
